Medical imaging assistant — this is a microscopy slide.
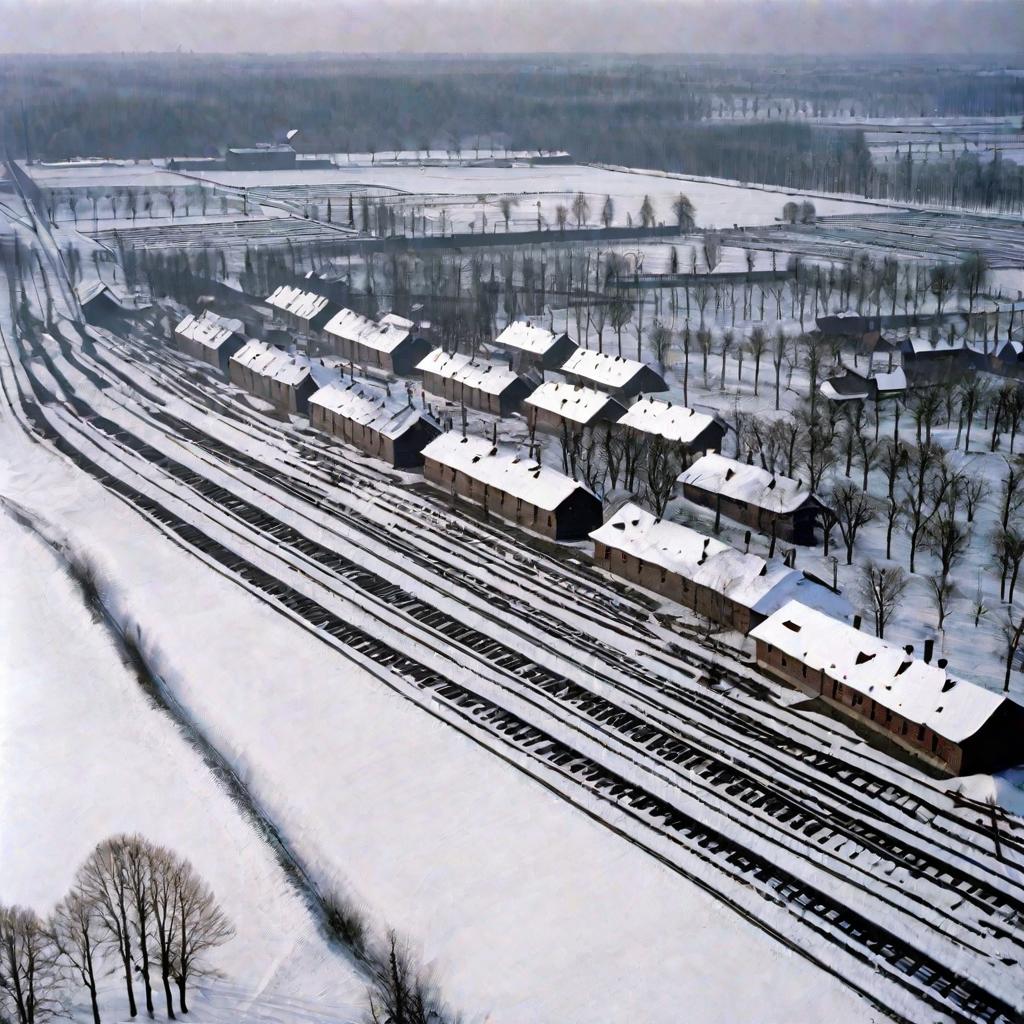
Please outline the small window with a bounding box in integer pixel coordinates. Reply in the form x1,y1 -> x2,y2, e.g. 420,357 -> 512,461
917,724 -> 925,741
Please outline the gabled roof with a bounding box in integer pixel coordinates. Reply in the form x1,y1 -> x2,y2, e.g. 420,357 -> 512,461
750,600 -> 1012,744
309,381 -> 434,440
422,433 -> 595,511
230,339 -> 313,387
174,310 -> 244,352
265,285 -> 332,323
618,398 -> 723,444
678,454 -> 821,515
559,348 -> 664,391
322,307 -> 411,355
417,349 -> 524,397
591,504 -> 848,619
494,321 -> 569,356
524,381 -> 624,425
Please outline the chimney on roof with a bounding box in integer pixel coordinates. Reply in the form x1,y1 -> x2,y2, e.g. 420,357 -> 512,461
937,657 -> 948,669
904,644 -> 914,656
746,450 -> 754,465
853,614 -> 862,631
923,637 -> 934,664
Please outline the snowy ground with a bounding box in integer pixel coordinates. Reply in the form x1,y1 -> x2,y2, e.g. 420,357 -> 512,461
0,510 -> 366,1023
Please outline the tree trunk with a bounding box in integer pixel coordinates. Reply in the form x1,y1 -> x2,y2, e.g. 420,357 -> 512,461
122,952 -> 138,1018
177,976 -> 188,1015
162,969 -> 176,1020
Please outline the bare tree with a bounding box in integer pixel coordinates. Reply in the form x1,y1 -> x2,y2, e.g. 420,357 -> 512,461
831,482 -> 876,564
858,563 -> 909,639
648,320 -> 673,374
555,204 -> 568,233
365,931 -> 454,1024
672,193 -> 695,230
49,892 -> 103,1024
747,326 -> 767,397
1001,609 -> 1024,692
925,511 -> 969,580
122,837 -> 156,1016
929,263 -> 957,316
571,192 -> 590,229
927,575 -> 957,632
0,905 -> 59,1024
172,858 -> 234,1014
609,296 -> 633,357
782,200 -> 799,224
643,436 -> 680,517
900,443 -> 949,574
601,194 -> 614,228
999,456 -> 1024,529
498,195 -> 518,231
993,525 -> 1024,604
148,845 -> 181,1020
78,839 -> 138,1018
718,328 -> 734,389
771,327 -> 787,410
638,195 -> 655,229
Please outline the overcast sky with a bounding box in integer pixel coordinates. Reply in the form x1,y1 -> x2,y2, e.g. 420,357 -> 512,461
2,0 -> 1023,55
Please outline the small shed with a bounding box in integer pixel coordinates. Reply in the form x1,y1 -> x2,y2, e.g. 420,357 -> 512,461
617,398 -> 726,453
558,348 -> 667,402
749,600 -> 1024,775
417,349 -> 536,417
422,432 -> 602,541
677,453 -> 825,545
493,321 -> 577,372
173,310 -> 246,372
525,381 -> 626,434
309,381 -> 440,468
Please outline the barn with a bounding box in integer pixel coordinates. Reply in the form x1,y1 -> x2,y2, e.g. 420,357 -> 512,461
749,600 -> 1024,775
173,310 -> 246,372
322,307 -> 431,376
417,349 -> 536,417
525,381 -> 626,434
591,503 -> 847,634
677,453 -> 826,545
617,397 -> 726,454
422,433 -> 602,541
308,381 -> 440,468
229,340 -> 319,416
558,348 -> 667,402
493,321 -> 578,372
265,285 -> 338,346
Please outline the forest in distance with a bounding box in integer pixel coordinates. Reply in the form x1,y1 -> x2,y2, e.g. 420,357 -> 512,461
3,53 -> 1024,209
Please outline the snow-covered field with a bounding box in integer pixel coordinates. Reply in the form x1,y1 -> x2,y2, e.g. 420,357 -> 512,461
0,509 -> 365,1023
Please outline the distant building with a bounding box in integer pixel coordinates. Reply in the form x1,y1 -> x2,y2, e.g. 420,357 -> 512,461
308,381 -> 440,468
225,144 -> 296,171
265,285 -> 338,344
525,381 -> 626,434
750,600 -> 1024,775
422,433 -> 602,541
229,340 -> 318,416
558,348 -> 667,402
493,321 -> 577,372
819,365 -> 907,404
617,397 -> 726,453
677,453 -> 826,545
322,307 -> 431,376
417,349 -> 536,417
591,504 -> 847,634
173,310 -> 246,373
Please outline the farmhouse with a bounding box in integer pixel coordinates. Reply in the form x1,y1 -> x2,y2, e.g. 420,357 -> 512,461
229,340 -> 319,416
617,397 -> 726,453
422,433 -> 602,541
558,348 -> 667,402
417,349 -> 536,416
677,453 -> 826,545
820,365 -> 908,404
322,308 -> 431,375
308,381 -> 440,468
265,285 -> 337,343
749,600 -> 1024,775
591,504 -> 847,634
493,321 -> 578,371
525,381 -> 626,434
173,310 -> 246,372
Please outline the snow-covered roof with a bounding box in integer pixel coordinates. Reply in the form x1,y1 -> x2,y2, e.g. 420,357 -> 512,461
417,349 -> 523,396
494,321 -> 568,356
174,310 -> 244,351
873,367 -> 907,392
323,307 -> 411,355
591,504 -> 847,619
231,339 -> 313,387
422,433 -> 595,511
900,332 -> 966,355
379,312 -> 415,330
265,285 -> 331,323
678,454 -> 821,515
749,600 -> 1009,744
309,381 -> 431,440
524,381 -> 622,425
559,348 -> 656,390
618,398 -> 722,444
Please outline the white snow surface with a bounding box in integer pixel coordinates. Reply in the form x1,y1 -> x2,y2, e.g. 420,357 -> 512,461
493,320 -> 569,356
0,512 -> 364,1023
559,346 -> 661,390
750,601 -> 1010,743
231,339 -> 316,388
174,309 -> 245,351
322,307 -> 411,355
524,380 -> 623,425
678,453 -> 821,515
265,284 -> 332,323
309,380 -> 430,440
